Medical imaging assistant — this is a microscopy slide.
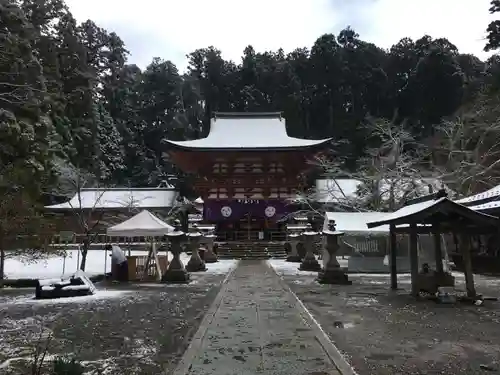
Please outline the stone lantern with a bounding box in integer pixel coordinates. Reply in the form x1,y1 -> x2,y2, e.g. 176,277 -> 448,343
162,220 -> 190,283
299,223 -> 322,271
317,221 -> 351,284
286,228 -> 303,263
203,230 -> 218,263
186,224 -> 207,272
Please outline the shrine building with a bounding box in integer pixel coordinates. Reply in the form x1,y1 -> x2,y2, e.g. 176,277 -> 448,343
165,112 -> 331,241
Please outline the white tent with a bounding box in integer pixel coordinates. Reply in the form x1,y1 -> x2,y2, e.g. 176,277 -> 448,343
106,210 -> 174,237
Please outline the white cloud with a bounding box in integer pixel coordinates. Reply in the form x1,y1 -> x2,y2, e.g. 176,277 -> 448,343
64,0 -> 337,71
65,0 -> 496,72
364,0 -> 496,60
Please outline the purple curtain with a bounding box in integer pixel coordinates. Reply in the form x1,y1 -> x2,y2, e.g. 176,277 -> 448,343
204,199 -> 292,221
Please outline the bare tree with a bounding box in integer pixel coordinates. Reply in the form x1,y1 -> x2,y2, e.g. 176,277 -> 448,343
54,163 -> 107,271
301,117 -> 440,213
432,92 -> 500,196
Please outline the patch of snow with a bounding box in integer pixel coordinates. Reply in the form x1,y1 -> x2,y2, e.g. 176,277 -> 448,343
4,250 -> 191,280
4,249 -> 112,279
267,258 -> 318,276
346,296 -> 378,307
8,290 -> 131,306
0,316 -> 57,370
348,273 -> 411,278
82,337 -> 157,375
205,259 -> 238,274
324,212 -> 390,234
291,278 -> 316,285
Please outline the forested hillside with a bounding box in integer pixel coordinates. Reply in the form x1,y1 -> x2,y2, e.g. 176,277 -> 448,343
2,0 -> 500,203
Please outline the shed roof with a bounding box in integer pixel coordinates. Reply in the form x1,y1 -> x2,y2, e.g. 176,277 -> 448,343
366,197 -> 499,229
45,188 -> 178,210
106,210 -> 174,237
469,200 -> 500,212
165,112 -> 331,150
455,184 -> 500,206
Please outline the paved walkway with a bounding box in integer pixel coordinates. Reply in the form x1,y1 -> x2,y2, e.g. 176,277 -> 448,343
175,261 -> 346,375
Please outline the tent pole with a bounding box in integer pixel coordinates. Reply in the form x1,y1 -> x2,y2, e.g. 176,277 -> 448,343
152,239 -> 161,281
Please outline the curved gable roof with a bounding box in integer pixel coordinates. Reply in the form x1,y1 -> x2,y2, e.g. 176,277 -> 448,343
165,112 -> 331,150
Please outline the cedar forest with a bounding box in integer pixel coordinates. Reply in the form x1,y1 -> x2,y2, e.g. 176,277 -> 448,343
3,0 -> 500,225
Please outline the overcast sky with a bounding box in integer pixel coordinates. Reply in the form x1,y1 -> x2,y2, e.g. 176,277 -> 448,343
65,0 -> 496,72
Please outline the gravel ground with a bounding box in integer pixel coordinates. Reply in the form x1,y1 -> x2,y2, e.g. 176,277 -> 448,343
0,272 -> 227,375
283,271 -> 500,375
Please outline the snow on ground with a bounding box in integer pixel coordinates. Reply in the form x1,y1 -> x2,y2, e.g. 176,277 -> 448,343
267,257 -> 348,277
267,258 -> 316,276
268,258 -> 500,291
5,249 -> 121,279
0,316 -> 57,370
4,249 -> 235,280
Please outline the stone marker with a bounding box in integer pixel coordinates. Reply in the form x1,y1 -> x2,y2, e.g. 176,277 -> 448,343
299,224 -> 322,271
186,224 -> 207,272
162,220 -> 190,283
317,221 -> 351,284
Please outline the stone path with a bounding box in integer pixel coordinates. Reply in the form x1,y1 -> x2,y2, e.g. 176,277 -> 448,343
174,261 -> 348,375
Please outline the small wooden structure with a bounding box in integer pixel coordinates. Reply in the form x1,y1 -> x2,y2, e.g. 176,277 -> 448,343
127,254 -> 168,281
107,210 -> 174,282
366,191 -> 500,297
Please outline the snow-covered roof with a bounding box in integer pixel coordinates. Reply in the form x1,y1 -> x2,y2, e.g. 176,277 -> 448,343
107,210 -> 174,237
165,113 -> 331,150
45,188 -> 178,210
324,212 -> 390,234
469,200 -> 500,212
366,198 -> 498,229
455,184 -> 500,205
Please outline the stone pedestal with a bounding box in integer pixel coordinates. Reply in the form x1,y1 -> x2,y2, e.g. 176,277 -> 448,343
162,227 -> 190,284
317,225 -> 351,284
286,233 -> 302,262
299,224 -> 322,271
186,225 -> 207,272
416,270 -> 455,295
203,234 -> 218,263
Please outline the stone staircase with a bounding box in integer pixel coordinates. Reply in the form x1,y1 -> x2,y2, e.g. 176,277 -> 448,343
215,241 -> 287,260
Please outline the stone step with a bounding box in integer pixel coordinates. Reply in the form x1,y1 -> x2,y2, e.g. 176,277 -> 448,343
215,241 -> 288,260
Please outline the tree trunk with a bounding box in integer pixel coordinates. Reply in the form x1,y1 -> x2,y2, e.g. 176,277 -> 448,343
0,248 -> 5,282
80,236 -> 90,271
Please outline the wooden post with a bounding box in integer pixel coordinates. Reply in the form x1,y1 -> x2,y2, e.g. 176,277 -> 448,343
459,233 -> 476,299
432,224 -> 444,274
409,223 -> 419,297
389,224 -> 398,290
